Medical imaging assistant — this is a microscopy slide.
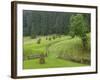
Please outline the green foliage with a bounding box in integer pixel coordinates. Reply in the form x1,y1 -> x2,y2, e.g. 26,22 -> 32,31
23,11 -> 72,37
69,31 -> 75,38
31,34 -> 36,39
69,14 -> 89,48
70,14 -> 88,37
48,37 -> 52,40
39,54 -> 45,64
52,35 -> 56,40
37,38 -> 41,44
81,34 -> 87,48
23,11 -> 91,69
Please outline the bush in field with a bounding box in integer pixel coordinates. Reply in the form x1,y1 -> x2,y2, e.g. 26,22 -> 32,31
48,37 -> 51,41
52,35 -> 56,40
37,38 -> 41,44
46,37 -> 48,40
39,54 -> 45,64
31,34 -> 36,39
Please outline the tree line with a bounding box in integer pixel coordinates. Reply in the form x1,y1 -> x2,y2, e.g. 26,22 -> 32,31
23,10 -> 90,39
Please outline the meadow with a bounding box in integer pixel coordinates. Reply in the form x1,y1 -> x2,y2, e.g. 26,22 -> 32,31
23,34 -> 90,69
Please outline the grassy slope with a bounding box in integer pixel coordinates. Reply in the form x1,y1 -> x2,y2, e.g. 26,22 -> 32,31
23,36 -> 70,57
49,36 -> 90,61
24,57 -> 86,69
23,35 -> 89,69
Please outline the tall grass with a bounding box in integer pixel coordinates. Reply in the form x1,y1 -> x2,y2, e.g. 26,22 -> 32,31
48,34 -> 90,64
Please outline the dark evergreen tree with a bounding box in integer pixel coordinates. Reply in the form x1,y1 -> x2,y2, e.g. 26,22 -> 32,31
23,10 -> 90,39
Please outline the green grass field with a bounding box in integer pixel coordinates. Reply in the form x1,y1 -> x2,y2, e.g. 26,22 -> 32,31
23,34 -> 90,69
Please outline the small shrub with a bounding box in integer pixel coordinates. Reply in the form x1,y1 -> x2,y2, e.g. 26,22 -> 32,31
52,36 -> 56,40
46,37 -> 48,40
48,37 -> 51,41
37,38 -> 41,44
39,54 -> 45,64
31,34 -> 36,39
